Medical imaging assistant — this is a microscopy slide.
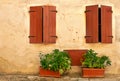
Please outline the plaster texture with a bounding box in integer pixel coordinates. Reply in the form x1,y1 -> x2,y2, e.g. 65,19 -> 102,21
0,0 -> 120,74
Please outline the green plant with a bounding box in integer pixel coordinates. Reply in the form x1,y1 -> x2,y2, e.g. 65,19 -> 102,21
40,49 -> 71,75
81,49 -> 111,68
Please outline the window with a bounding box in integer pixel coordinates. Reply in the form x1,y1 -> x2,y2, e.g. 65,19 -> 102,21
29,6 -> 57,44
85,5 -> 113,43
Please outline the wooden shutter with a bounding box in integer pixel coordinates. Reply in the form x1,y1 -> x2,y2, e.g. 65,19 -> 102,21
85,5 -> 98,43
43,6 -> 57,43
65,50 -> 87,66
101,5 -> 113,43
29,6 -> 43,43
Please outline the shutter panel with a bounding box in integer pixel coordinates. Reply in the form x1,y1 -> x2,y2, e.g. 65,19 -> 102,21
29,6 -> 43,43
43,6 -> 49,43
65,50 -> 87,66
49,6 -> 57,43
101,5 -> 113,43
85,5 -> 98,43
43,6 -> 57,43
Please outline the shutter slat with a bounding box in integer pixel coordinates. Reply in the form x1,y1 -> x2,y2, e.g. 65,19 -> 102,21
29,6 -> 43,43
101,5 -> 112,43
85,5 -> 98,43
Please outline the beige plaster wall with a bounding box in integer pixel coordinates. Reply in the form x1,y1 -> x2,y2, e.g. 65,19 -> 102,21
0,0 -> 120,74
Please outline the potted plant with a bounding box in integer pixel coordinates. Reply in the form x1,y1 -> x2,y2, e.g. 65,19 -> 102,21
39,49 -> 71,77
81,49 -> 111,77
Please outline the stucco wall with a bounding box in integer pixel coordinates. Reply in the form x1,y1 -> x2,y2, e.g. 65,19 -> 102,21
0,0 -> 120,74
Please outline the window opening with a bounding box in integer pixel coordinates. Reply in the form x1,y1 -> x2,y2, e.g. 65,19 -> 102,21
98,8 -> 101,42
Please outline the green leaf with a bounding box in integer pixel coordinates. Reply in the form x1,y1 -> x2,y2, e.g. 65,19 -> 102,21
40,49 -> 71,75
82,49 -> 111,68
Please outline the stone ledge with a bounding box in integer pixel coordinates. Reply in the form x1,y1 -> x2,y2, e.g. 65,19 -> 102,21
0,73 -> 120,81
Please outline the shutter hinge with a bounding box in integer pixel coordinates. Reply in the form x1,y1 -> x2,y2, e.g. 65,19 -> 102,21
28,36 -> 35,38
85,10 -> 91,13
108,36 -> 113,38
51,36 -> 58,38
108,10 -> 113,13
50,10 -> 57,13
85,36 -> 92,38
29,11 -> 36,13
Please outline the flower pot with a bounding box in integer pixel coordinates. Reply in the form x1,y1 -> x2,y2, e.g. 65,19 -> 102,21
82,68 -> 105,77
39,67 -> 60,78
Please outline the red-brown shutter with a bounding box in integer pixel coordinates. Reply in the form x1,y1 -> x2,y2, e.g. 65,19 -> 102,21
65,50 -> 87,66
29,6 -> 43,43
43,6 -> 57,43
85,5 -> 98,43
101,5 -> 113,43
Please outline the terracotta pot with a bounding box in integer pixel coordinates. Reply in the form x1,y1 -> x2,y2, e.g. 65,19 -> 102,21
82,68 -> 105,77
39,67 -> 60,78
